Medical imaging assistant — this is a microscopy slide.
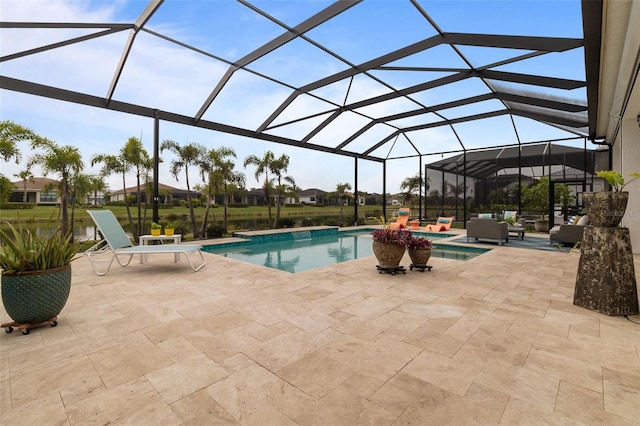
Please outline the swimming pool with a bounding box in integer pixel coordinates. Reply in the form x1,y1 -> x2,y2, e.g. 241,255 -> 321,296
203,229 -> 489,273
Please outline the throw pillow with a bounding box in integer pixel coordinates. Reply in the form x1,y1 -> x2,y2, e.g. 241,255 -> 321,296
398,210 -> 409,215
478,213 -> 492,219
503,211 -> 517,220
438,218 -> 450,224
567,215 -> 577,225
576,215 -> 590,226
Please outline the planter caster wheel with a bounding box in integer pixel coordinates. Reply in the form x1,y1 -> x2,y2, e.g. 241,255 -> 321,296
22,328 -> 30,335
5,327 -> 13,333
50,320 -> 58,327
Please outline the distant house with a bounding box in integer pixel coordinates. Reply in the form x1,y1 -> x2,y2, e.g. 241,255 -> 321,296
10,177 -> 107,205
298,188 -> 328,205
109,183 -> 197,204
10,177 -> 62,205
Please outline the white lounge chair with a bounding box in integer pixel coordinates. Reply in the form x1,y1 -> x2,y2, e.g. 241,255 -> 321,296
85,210 -> 205,276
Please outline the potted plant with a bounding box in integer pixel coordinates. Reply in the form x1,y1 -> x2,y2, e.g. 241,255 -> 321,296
584,171 -> 640,227
164,222 -> 175,237
0,223 -> 79,334
521,177 -> 572,232
150,221 -> 162,236
369,216 -> 411,270
407,235 -> 433,270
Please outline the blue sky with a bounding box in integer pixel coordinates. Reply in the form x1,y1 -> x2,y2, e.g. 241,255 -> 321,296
1,0 -> 587,195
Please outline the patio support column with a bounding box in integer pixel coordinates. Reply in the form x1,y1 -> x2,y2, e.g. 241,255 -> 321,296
382,160 -> 387,220
518,145 -> 522,213
354,157 -> 358,226
548,143 -> 553,221
153,109 -> 160,223
441,169 -> 445,217
455,160 -> 459,220
463,150 -> 467,227
418,156 -> 423,221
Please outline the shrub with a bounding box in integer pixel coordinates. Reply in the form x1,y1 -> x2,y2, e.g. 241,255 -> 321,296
206,224 -> 224,238
276,218 -> 296,228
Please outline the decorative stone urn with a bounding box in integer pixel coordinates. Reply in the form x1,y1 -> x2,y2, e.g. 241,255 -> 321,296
408,247 -> 431,267
372,240 -> 406,268
583,191 -> 628,227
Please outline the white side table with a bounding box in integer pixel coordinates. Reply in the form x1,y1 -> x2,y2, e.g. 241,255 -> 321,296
139,234 -> 182,263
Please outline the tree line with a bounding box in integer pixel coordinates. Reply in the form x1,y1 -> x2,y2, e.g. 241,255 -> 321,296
1,120 -> 357,241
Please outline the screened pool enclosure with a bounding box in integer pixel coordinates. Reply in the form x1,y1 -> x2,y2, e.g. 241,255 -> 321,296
1,0 -> 610,226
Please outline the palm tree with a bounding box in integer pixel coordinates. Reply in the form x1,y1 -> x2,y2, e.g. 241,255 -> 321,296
160,188 -> 172,205
88,174 -> 106,206
28,138 -> 83,236
91,153 -> 136,240
270,154 -> 292,228
399,174 -> 423,206
243,151 -> 276,227
0,120 -> 39,163
200,146 -> 245,235
13,170 -> 34,203
161,140 -> 205,238
335,182 -> 352,225
0,176 -> 13,205
69,172 -> 93,230
121,137 -> 150,237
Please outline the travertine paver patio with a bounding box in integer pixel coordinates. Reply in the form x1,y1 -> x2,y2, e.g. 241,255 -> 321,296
1,229 -> 639,425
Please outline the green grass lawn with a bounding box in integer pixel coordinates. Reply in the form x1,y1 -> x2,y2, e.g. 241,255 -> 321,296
1,204 -> 386,224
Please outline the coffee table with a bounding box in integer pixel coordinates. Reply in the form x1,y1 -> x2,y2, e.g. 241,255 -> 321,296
139,234 -> 182,263
507,227 -> 525,240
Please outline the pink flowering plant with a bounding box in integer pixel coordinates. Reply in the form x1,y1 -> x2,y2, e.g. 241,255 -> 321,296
407,236 -> 432,250
368,215 -> 412,246
371,228 -> 412,246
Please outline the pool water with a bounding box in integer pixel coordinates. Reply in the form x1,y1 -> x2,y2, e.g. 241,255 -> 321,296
203,231 -> 489,273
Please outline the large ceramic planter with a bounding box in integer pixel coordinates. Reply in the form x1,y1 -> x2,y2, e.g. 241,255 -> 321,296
408,248 -> 431,267
534,219 -> 549,233
583,191 -> 628,227
372,240 -> 406,268
1,264 -> 72,324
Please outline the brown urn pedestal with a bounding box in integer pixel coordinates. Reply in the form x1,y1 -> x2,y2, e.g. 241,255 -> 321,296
574,227 -> 639,316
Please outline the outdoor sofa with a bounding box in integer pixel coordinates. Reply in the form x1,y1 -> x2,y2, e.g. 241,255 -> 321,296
549,215 -> 589,246
466,218 -> 508,245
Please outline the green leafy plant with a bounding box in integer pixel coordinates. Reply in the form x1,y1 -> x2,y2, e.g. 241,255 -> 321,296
366,215 -> 391,229
596,170 -> 640,192
0,223 -> 79,273
520,177 -> 573,219
150,221 -> 162,229
165,222 -> 175,229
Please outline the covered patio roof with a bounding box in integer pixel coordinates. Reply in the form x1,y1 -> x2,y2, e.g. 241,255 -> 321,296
1,0 -> 598,162
425,142 -> 595,180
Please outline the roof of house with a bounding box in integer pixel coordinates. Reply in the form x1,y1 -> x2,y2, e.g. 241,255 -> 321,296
299,188 -> 327,196
11,177 -> 59,191
109,183 -> 191,195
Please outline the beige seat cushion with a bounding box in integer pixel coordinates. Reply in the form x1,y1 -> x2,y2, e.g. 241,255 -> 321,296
576,215 -> 590,226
